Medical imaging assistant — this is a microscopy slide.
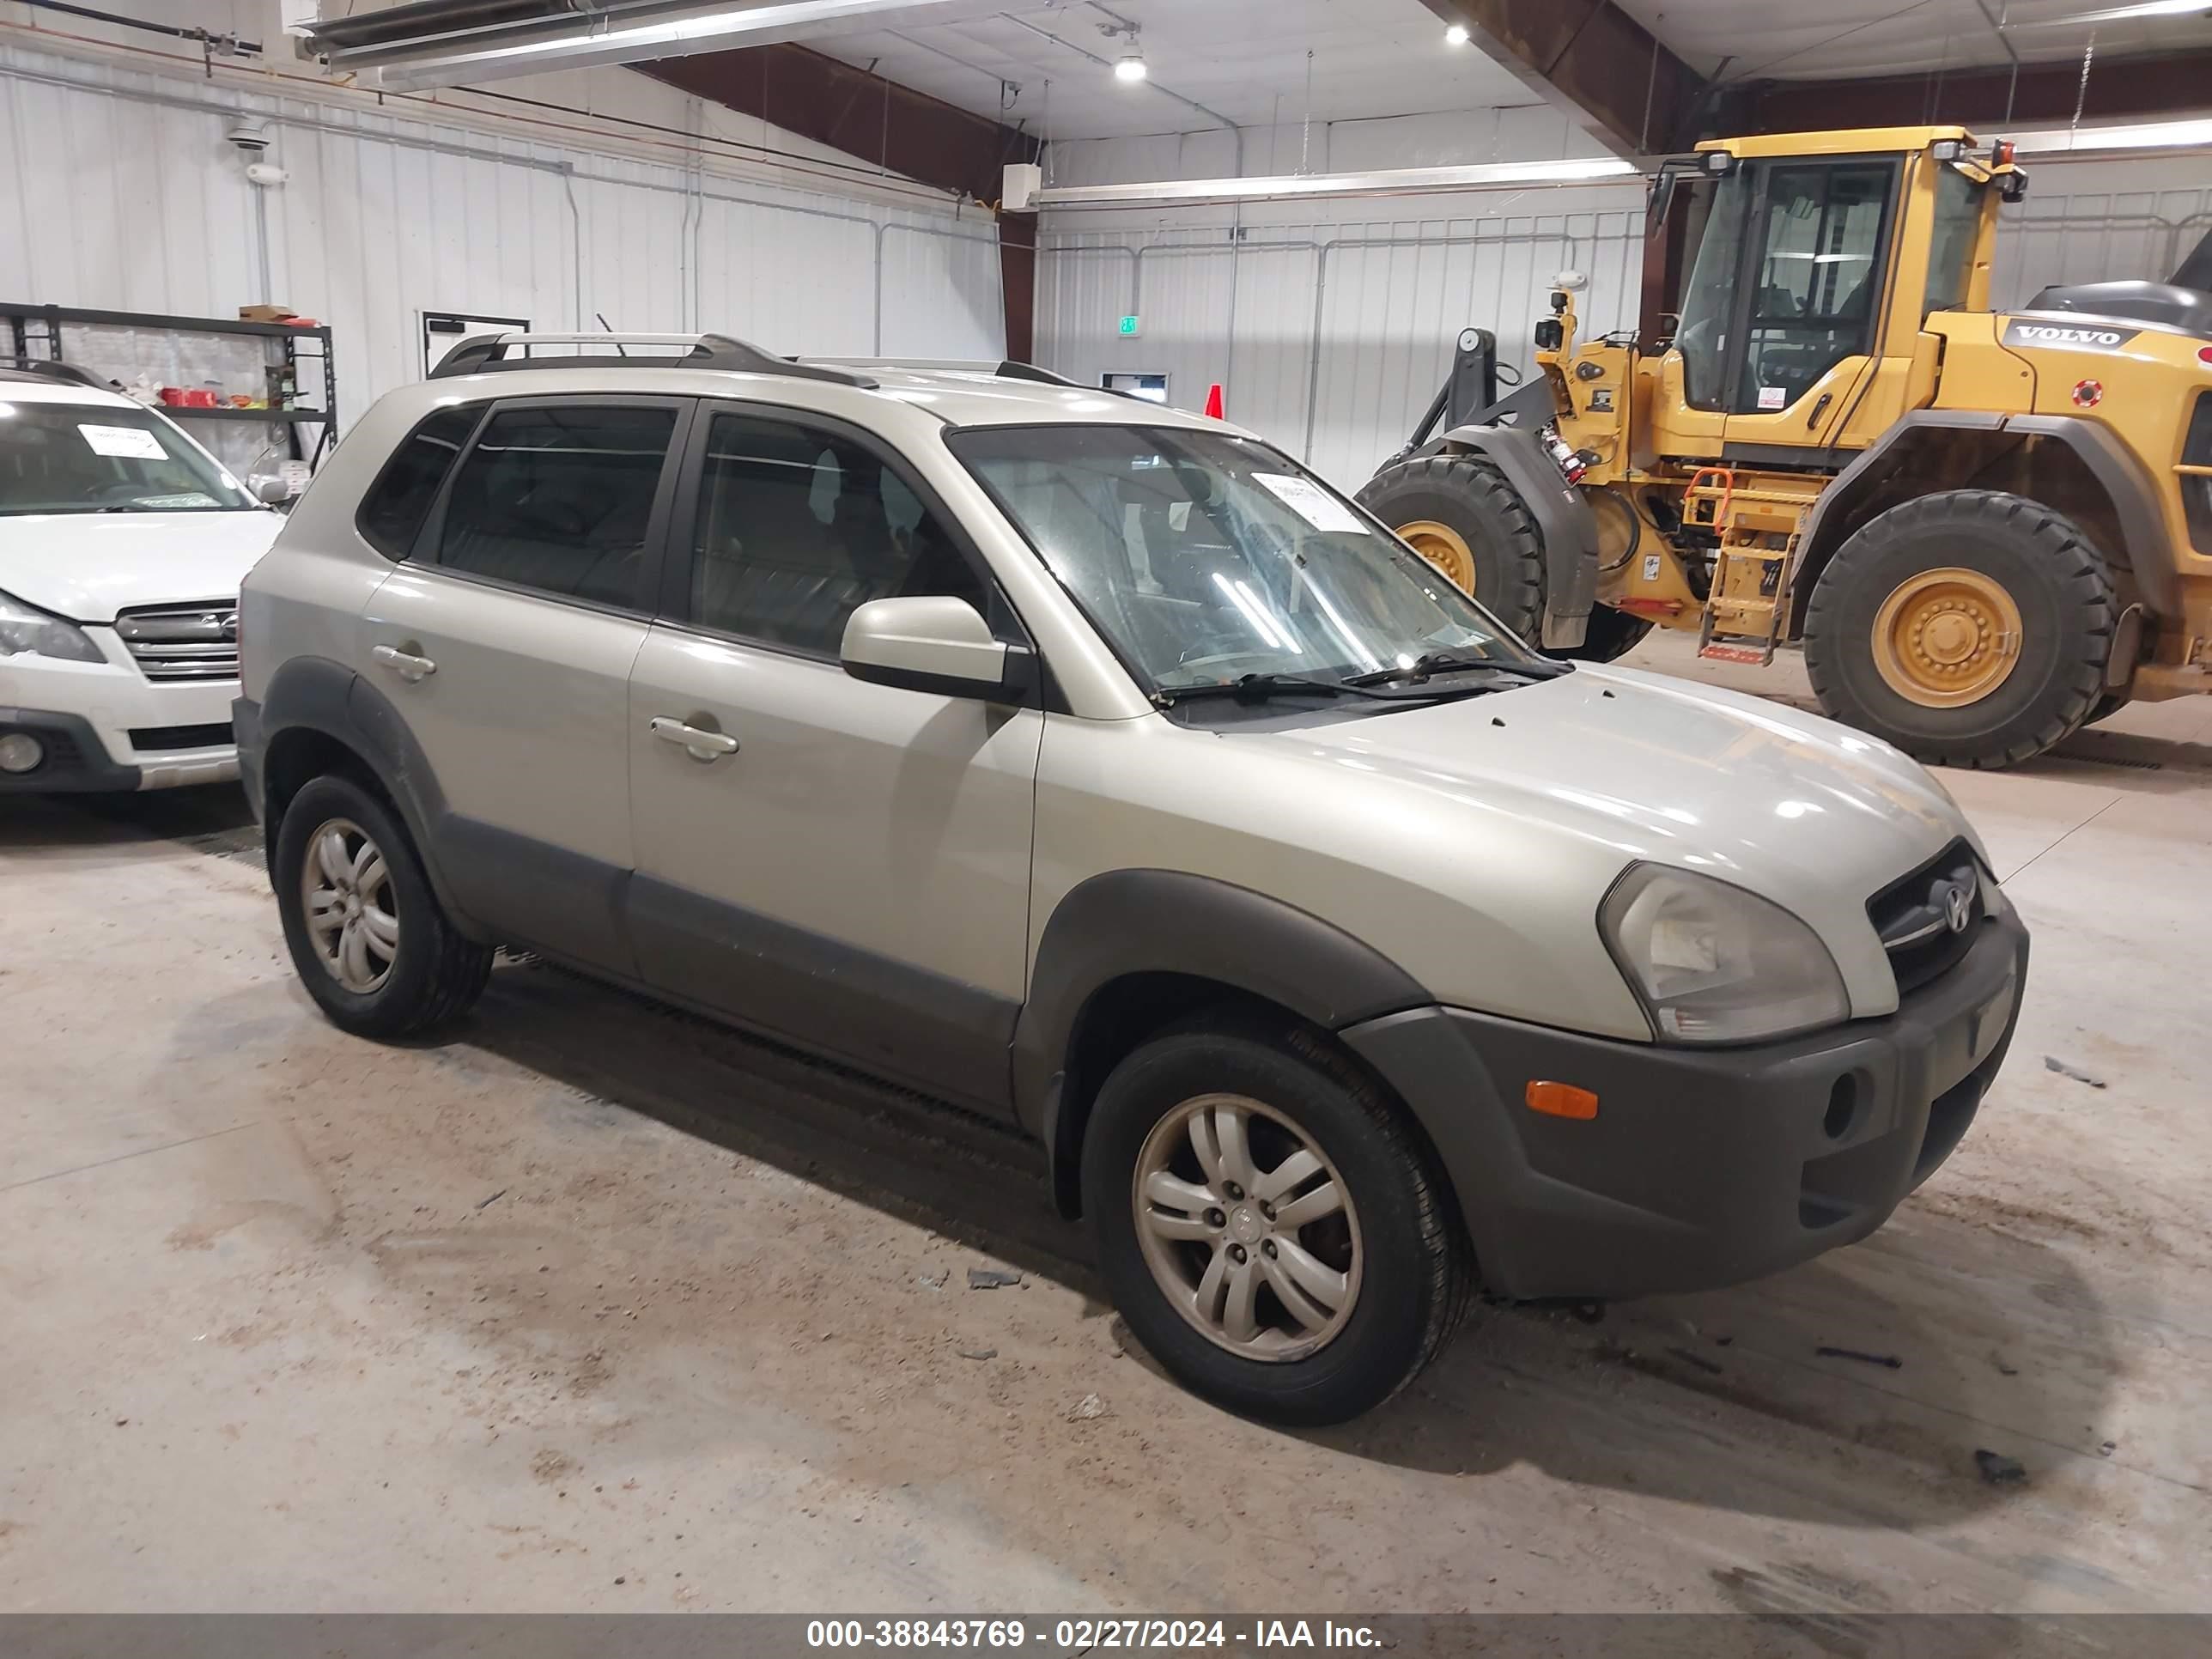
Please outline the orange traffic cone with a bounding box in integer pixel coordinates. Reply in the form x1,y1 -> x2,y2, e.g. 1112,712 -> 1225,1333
1204,383 -> 1224,420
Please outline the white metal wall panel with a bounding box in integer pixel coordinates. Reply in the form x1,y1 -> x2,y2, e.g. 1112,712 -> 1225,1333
1038,203 -> 1645,487
0,43 -> 1002,443
1996,184 -> 2212,308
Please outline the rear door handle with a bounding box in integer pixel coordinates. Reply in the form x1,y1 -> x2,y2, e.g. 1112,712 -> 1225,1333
649,715 -> 739,762
371,643 -> 436,683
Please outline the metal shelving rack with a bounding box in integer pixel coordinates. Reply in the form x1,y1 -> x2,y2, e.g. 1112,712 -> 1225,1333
2,301 -> 337,465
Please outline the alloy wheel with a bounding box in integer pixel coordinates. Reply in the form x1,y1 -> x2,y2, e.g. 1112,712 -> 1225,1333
300,817 -> 399,994
1131,1092 -> 1364,1361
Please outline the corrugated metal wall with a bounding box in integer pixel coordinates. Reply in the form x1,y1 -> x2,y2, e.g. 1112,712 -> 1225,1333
1041,165 -> 2211,489
0,42 -> 1003,471
1039,200 -> 1649,489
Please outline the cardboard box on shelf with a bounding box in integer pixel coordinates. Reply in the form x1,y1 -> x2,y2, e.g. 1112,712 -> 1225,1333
238,304 -> 298,323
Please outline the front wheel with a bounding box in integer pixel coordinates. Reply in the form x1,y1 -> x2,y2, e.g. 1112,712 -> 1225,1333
1082,1021 -> 1469,1425
1802,490 -> 2116,769
1356,453 -> 1547,641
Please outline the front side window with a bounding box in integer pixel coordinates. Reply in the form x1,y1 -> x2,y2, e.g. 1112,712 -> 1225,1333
948,424 -> 1541,695
0,399 -> 258,516
432,404 -> 675,611
1735,161 -> 1893,413
685,411 -> 987,656
359,404 -> 481,559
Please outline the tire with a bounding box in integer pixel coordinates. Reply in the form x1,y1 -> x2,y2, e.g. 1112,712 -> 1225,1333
1802,489 -> 2116,769
1552,605 -> 1653,664
1357,453 -> 1547,641
273,773 -> 492,1039
1082,1017 -> 1469,1425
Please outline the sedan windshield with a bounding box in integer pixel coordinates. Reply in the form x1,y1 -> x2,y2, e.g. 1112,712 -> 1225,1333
947,424 -> 1542,695
0,400 -> 258,516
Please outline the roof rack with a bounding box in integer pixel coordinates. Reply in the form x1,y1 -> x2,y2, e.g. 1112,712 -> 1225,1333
796,356 -> 1084,388
1,357 -> 112,391
430,331 -> 879,389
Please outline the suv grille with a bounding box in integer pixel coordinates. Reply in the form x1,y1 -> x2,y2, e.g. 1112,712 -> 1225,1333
114,601 -> 240,681
1867,840 -> 1985,996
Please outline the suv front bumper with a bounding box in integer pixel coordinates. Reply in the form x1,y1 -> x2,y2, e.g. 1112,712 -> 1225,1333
1342,909 -> 2029,1302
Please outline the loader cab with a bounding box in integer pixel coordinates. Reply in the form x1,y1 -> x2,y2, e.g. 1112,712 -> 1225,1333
1649,128 -> 2012,459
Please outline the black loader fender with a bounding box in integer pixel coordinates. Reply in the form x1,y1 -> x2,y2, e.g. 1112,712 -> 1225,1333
1427,422 -> 1598,648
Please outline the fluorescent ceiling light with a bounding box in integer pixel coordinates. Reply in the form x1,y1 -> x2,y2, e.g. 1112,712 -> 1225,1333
328,0 -> 1010,90
1031,156 -> 1641,210
2014,1 -> 2211,24
2006,118 -> 2212,155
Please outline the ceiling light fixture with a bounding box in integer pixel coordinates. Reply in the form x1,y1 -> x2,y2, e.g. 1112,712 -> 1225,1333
1444,24 -> 1472,46
2016,0 -> 2212,25
1114,52 -> 1148,82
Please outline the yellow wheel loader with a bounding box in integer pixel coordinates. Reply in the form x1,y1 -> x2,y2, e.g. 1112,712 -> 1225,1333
1358,126 -> 2212,768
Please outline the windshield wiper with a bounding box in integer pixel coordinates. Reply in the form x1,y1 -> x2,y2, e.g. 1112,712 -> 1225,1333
1153,672 -> 1352,707
1341,651 -> 1571,688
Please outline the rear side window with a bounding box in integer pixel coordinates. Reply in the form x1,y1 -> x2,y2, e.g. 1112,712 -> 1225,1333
357,404 -> 481,559
431,404 -> 677,611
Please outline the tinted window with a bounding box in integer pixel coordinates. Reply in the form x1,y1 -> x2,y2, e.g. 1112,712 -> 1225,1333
433,404 -> 675,610
687,412 -> 986,655
357,404 -> 481,558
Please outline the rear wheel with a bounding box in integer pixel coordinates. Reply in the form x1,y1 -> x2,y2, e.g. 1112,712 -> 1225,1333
1083,1019 -> 1469,1425
1802,490 -> 2115,769
274,774 -> 493,1038
1357,453 -> 1547,641
1554,604 -> 1653,663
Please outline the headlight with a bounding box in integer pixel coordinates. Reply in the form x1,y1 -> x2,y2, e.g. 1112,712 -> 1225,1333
1600,863 -> 1849,1044
0,590 -> 104,663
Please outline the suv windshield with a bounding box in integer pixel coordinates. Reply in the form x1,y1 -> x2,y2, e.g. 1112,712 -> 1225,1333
0,399 -> 257,516
948,424 -> 1542,694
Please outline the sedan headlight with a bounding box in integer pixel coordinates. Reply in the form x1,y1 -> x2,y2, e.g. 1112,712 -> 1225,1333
0,590 -> 104,663
1600,863 -> 1849,1044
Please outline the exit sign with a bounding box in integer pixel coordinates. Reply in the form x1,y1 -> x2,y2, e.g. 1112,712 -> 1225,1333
1117,314 -> 1142,337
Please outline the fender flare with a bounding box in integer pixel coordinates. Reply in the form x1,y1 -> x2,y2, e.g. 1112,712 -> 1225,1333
1014,870 -> 1431,1214
253,655 -> 486,939
1790,410 -> 2180,621
1425,422 -> 1597,649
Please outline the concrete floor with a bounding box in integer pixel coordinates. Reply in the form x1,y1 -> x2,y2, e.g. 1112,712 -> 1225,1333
3,634 -> 2209,1616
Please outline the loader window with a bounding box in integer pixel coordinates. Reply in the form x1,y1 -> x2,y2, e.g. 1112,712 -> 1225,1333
1735,161 -> 1895,415
1923,166 -> 1985,319
1674,169 -> 1751,410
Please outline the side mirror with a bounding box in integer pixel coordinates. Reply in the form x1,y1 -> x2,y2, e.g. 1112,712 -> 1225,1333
251,474 -> 292,506
841,595 -> 1036,702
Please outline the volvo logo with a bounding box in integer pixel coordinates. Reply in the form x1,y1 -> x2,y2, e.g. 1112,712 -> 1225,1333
2004,320 -> 2137,351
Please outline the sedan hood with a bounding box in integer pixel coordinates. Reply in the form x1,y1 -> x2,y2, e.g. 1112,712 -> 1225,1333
1267,662 -> 1975,1018
0,511 -> 283,622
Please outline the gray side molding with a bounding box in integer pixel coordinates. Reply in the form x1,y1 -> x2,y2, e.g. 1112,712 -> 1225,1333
1016,871 -> 1431,1208
1430,422 -> 1596,649
1792,409 -> 2180,619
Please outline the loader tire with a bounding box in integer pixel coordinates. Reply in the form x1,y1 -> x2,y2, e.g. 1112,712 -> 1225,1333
1358,453 -> 1547,642
1802,489 -> 2115,769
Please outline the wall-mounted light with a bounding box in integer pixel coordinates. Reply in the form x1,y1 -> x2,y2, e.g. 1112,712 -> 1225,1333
1114,52 -> 1148,82
1444,23 -> 1471,47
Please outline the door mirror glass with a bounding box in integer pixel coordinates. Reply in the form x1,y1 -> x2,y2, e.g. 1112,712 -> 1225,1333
841,594 -> 1028,701
251,473 -> 292,506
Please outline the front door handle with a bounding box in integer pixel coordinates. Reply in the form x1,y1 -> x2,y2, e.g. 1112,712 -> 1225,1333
649,715 -> 739,762
372,642 -> 437,683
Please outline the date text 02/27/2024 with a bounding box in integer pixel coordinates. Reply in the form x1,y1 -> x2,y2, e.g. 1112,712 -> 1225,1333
804,1618 -> 1383,1650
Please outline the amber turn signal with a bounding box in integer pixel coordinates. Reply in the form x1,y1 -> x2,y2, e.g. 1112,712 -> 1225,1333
1525,1079 -> 1599,1120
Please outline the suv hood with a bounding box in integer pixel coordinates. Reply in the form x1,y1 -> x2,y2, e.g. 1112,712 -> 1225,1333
0,511 -> 282,622
1268,663 -> 1975,1017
